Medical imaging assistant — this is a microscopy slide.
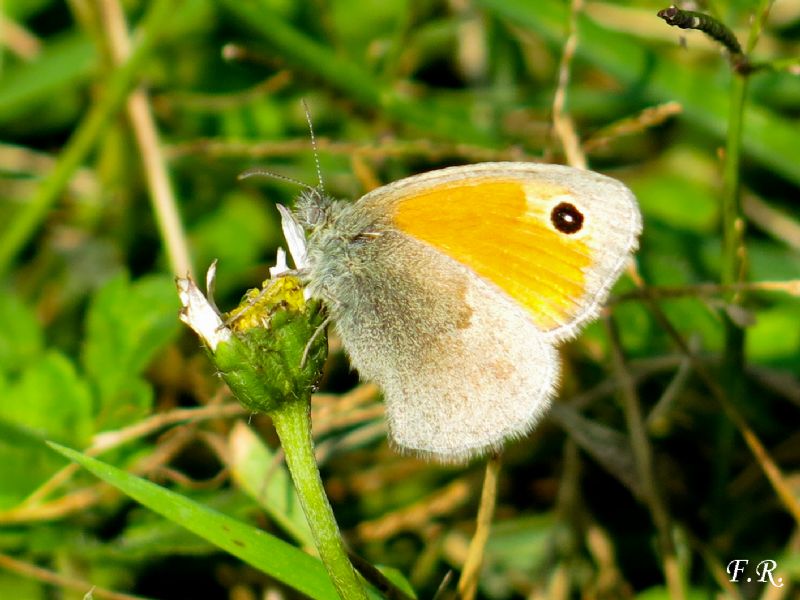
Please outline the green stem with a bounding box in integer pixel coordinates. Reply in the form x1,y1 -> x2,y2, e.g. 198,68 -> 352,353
0,0 -> 177,278
711,94 -> 746,538
271,398 -> 368,600
714,0 -> 762,534
719,72 -> 748,416
721,74 -> 748,290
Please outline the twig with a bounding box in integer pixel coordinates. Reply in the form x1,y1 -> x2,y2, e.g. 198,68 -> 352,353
355,478 -> 472,542
0,486 -> 103,524
715,0 -> 773,543
167,137 -> 536,164
743,192 -> 800,250
744,0 -> 774,55
606,316 -> 686,600
585,522 -> 629,597
0,553 -> 155,600
21,403 -> 245,508
645,338 -> 696,435
551,0 -> 586,169
456,453 -> 502,600
98,0 -> 193,276
347,551 -> 416,600
582,102 -> 683,153
747,56 -> 800,75
0,15 -> 42,59
613,280 -> 800,303
684,533 -> 745,600
628,270 -> 800,525
158,70 -> 292,110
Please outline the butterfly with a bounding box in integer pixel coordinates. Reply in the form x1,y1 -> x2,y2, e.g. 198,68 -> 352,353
277,162 -> 641,463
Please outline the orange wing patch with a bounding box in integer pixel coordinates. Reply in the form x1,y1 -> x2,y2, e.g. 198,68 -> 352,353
393,179 -> 591,331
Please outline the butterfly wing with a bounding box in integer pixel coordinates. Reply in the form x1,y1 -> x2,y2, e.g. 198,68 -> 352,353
305,162 -> 640,461
323,227 -> 558,462
367,162 -> 642,341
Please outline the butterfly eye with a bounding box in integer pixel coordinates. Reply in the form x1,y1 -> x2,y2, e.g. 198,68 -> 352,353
550,202 -> 584,234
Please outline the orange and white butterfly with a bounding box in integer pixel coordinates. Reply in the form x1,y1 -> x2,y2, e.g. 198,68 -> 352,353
279,162 -> 641,463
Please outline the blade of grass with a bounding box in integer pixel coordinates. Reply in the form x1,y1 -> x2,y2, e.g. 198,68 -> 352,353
218,0 -> 497,146
0,0 -> 176,278
0,552 -> 153,600
47,442 -> 342,600
97,0 -> 193,276
0,33 -> 95,124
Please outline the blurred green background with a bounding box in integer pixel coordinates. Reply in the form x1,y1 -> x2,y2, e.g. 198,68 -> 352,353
0,0 -> 798,598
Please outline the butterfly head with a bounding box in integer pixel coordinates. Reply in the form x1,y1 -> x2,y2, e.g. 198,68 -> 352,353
293,186 -> 337,232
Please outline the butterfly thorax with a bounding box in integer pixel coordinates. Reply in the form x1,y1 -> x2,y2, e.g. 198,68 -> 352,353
295,192 -> 389,311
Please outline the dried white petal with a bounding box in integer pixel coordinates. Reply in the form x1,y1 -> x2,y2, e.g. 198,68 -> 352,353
177,275 -> 231,352
269,247 -> 290,278
205,259 -> 220,314
277,204 -> 308,269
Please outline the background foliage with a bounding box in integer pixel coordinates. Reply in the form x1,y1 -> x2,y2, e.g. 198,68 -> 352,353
1,0 -> 798,599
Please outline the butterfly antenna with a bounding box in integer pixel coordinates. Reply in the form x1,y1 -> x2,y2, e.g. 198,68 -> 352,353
301,98 -> 325,195
238,167 -> 314,191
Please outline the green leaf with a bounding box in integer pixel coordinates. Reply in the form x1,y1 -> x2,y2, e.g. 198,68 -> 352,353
82,274 -> 180,428
485,514 -> 556,584
3,0 -> 52,21
0,290 -> 44,373
329,0 -> 408,60
97,491 -> 256,561
0,419 -> 67,509
631,173 -> 718,234
0,571 -> 46,600
47,442 -> 342,600
748,243 -> 800,281
1,351 -> 93,444
746,300 -> 800,363
0,351 -> 93,507
0,33 -> 95,126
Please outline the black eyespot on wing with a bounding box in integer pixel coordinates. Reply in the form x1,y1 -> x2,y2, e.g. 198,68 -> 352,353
550,202 -> 584,234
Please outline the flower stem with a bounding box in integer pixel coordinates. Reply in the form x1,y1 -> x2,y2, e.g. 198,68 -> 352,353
270,398 -> 368,600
